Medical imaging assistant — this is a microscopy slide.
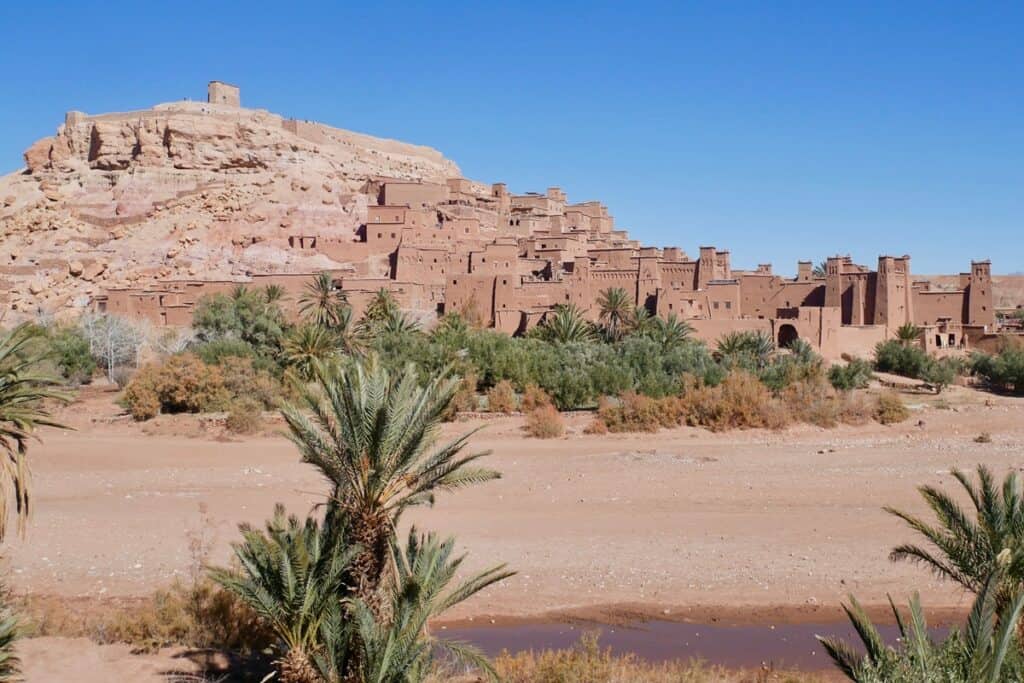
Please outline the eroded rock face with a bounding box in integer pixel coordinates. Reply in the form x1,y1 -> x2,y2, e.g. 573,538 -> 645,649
0,99 -> 459,321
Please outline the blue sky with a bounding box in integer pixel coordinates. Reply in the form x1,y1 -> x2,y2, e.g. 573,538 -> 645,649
2,1 -> 1021,274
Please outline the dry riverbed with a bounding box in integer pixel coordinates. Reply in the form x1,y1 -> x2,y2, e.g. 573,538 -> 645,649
9,384 -> 1022,680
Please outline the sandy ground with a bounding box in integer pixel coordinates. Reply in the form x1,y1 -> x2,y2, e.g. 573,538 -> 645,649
9,383 -> 1024,679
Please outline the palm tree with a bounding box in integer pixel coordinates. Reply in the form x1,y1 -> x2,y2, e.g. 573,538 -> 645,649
0,603 -> 18,683
597,287 -> 632,342
264,284 -> 288,305
786,338 -> 819,365
431,313 -> 470,345
896,323 -> 923,347
813,260 -> 828,278
380,311 -> 422,337
536,304 -> 597,344
361,289 -> 399,331
818,580 -> 1024,682
649,314 -> 694,350
333,306 -> 367,358
280,358 -> 500,613
282,324 -> 340,382
625,306 -> 656,337
316,529 -> 513,683
210,504 -> 356,683
715,331 -> 775,369
0,323 -> 67,540
299,273 -> 348,329
885,465 -> 1024,602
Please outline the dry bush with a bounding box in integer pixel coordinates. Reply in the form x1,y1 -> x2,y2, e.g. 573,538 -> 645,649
486,379 -> 517,414
494,632 -> 819,683
524,405 -> 565,438
154,354 -> 230,413
98,578 -> 273,653
225,398 -> 263,435
521,383 -> 553,411
874,391 -> 910,424
110,366 -> 135,389
583,418 -> 609,435
122,364 -> 162,420
780,378 -> 877,428
219,356 -> 281,409
24,580 -> 272,655
124,354 -> 232,420
597,392 -> 682,433
834,391 -> 873,426
443,371 -> 478,420
781,379 -> 839,427
679,371 -> 788,432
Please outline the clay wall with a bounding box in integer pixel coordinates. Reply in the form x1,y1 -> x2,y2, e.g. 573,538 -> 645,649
381,181 -> 449,207
445,274 -> 495,324
914,290 -> 966,326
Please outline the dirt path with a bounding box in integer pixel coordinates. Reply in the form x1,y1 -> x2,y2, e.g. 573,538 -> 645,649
8,384 -> 1020,627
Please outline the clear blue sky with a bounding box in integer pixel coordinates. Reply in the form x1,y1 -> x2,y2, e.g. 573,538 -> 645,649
2,1 -> 1021,274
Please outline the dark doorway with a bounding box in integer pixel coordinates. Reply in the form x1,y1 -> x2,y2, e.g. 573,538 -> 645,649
777,324 -> 799,348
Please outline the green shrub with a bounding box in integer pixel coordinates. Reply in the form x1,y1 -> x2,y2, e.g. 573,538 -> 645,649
192,337 -> 258,365
970,347 -> 1024,394
192,288 -> 287,359
874,340 -> 929,378
49,326 -> 96,384
828,358 -> 874,391
920,357 -> 959,393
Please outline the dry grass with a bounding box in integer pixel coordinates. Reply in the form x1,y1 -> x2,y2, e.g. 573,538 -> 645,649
23,579 -> 273,653
521,383 -> 553,411
486,380 -> 517,414
225,398 -> 263,435
524,405 -> 565,438
678,372 -> 788,432
444,371 -> 479,420
781,379 -> 873,428
493,633 -> 824,683
874,391 -> 910,425
587,374 -> 888,434
597,392 -> 683,433
974,431 -> 993,443
24,502 -> 273,653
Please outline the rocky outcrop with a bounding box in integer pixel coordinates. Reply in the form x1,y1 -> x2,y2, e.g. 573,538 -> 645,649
0,98 -> 460,321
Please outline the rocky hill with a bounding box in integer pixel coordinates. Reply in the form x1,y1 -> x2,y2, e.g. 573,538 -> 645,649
0,88 -> 459,321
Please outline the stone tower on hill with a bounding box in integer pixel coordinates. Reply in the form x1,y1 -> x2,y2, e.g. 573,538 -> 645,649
207,81 -> 240,107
